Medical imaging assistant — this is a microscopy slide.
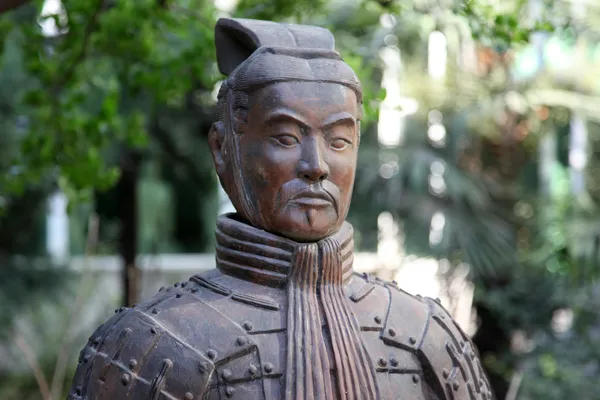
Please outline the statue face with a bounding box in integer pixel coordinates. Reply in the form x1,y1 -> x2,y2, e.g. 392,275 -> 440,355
237,81 -> 359,241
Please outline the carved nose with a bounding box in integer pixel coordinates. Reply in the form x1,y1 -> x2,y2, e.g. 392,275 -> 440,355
301,164 -> 329,182
299,150 -> 329,182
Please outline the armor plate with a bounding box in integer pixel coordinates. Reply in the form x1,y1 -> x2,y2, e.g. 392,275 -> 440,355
69,271 -> 492,400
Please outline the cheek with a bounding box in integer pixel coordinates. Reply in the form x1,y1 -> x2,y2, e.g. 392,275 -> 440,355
242,141 -> 299,189
239,142 -> 267,188
256,165 -> 269,186
329,151 -> 357,190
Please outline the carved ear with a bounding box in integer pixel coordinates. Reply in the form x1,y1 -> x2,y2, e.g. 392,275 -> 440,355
208,121 -> 226,176
214,18 -> 336,75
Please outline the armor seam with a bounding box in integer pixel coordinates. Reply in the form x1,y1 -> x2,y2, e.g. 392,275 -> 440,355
380,284 -> 393,342
136,310 -> 215,364
417,297 -> 434,349
190,275 -> 232,296
128,327 -> 164,396
231,292 -> 280,311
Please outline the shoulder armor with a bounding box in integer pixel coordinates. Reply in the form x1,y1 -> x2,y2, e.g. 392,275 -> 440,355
418,297 -> 493,400
381,286 -> 493,400
68,280 -> 258,399
347,273 -> 390,331
380,282 -> 430,350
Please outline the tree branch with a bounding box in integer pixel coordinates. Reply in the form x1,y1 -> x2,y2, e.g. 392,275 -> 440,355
53,0 -> 106,92
14,334 -> 51,400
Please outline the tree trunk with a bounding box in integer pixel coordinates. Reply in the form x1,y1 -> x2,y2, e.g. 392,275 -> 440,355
119,148 -> 142,307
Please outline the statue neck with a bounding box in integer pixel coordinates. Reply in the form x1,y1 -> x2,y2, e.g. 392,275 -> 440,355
214,213 -> 355,288
214,213 -> 378,399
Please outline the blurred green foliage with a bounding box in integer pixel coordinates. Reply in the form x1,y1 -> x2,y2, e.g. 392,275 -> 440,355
1,0 -> 600,399
1,0 -> 221,205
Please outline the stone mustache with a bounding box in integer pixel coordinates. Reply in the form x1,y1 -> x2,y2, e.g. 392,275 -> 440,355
68,17 -> 494,400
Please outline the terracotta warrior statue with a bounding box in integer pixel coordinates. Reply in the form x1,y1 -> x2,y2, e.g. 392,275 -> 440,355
68,18 -> 493,400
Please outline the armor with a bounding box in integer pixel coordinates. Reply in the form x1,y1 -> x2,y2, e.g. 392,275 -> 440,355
69,215 -> 492,399
68,17 -> 493,400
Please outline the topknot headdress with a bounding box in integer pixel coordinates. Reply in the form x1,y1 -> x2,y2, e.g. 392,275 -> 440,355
215,18 -> 362,99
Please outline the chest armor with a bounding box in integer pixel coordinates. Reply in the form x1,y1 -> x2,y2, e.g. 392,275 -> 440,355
69,270 -> 492,400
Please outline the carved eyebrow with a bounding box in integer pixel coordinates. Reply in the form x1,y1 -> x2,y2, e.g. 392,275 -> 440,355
263,110 -> 357,134
263,110 -> 310,131
321,112 -> 357,129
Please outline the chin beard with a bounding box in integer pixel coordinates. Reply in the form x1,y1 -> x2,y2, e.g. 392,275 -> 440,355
305,208 -> 318,227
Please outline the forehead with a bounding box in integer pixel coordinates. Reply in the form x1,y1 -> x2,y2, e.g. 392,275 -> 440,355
249,81 -> 358,121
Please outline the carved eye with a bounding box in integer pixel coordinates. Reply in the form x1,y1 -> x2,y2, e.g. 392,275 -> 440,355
273,135 -> 299,147
331,138 -> 351,150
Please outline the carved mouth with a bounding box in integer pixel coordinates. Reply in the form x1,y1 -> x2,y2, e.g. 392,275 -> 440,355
291,197 -> 332,207
290,189 -> 333,207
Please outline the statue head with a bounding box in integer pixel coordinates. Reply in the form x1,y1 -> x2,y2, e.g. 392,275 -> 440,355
209,18 -> 362,242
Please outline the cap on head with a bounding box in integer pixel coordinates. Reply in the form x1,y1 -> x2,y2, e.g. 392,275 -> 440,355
214,18 -> 362,101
